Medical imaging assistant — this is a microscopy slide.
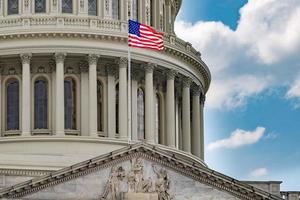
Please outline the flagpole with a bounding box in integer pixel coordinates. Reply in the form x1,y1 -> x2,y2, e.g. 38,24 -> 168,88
127,26 -> 132,145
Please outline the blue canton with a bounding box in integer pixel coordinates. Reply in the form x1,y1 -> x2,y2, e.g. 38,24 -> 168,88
129,20 -> 141,37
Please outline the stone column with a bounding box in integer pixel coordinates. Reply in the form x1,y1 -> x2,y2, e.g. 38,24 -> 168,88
145,63 -> 155,143
192,87 -> 201,158
118,57 -> 128,139
182,77 -> 192,153
0,0 -> 4,17
107,66 -> 116,138
55,52 -> 66,136
200,93 -> 205,160
166,70 -> 176,147
131,71 -> 139,141
119,0 -> 128,21
80,61 -> 89,136
0,70 -> 2,134
20,53 -> 32,136
88,54 -> 99,137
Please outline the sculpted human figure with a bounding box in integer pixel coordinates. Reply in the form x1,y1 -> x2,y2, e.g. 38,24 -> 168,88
153,165 -> 172,200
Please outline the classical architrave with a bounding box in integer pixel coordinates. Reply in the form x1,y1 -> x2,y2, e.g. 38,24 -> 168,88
0,143 -> 282,200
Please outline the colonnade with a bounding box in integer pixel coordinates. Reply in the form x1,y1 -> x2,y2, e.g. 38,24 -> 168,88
10,52 -> 205,159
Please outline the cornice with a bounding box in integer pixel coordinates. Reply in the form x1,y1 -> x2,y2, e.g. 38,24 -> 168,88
0,169 -> 52,177
0,143 -> 283,200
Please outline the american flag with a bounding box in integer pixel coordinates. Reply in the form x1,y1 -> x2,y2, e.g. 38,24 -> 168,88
128,20 -> 164,51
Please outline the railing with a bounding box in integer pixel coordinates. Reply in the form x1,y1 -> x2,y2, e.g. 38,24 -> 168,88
0,15 -> 201,60
281,192 -> 300,200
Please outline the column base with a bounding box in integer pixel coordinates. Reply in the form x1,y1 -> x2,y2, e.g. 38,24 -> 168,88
55,131 -> 65,136
21,131 -> 31,136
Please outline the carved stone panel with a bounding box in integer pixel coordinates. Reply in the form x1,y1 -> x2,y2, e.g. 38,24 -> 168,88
23,158 -> 240,200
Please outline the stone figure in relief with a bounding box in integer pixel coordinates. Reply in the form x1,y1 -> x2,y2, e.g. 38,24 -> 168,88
101,159 -> 172,200
101,166 -> 125,200
153,165 -> 172,200
127,158 -> 153,193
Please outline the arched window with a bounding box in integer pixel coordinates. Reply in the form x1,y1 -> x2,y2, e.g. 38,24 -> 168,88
6,79 -> 19,130
131,0 -> 138,21
64,78 -> 76,129
62,0 -> 73,13
97,80 -> 103,132
35,0 -> 46,13
34,79 -> 48,129
8,0 -> 19,15
88,0 -> 97,16
137,88 -> 145,140
116,83 -> 119,133
112,0 -> 119,20
155,94 -> 161,143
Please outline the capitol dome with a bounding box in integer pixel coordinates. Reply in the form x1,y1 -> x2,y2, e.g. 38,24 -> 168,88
0,0 -> 210,171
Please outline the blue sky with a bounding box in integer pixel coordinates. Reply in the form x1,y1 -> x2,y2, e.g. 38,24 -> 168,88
176,0 -> 300,190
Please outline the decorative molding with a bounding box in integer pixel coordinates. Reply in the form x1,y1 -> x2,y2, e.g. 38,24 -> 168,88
20,53 -> 32,65
54,52 -> 67,63
182,77 -> 192,88
191,85 -> 201,96
79,60 -> 89,73
166,70 -> 176,80
144,63 -> 156,74
106,64 -> 117,76
87,54 -> 99,66
200,93 -> 206,105
0,169 -> 52,177
117,57 -> 128,68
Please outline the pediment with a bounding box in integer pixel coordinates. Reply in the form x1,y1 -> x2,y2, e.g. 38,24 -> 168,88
0,143 -> 282,200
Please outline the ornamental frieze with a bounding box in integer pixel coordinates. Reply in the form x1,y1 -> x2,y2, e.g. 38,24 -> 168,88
101,158 -> 172,200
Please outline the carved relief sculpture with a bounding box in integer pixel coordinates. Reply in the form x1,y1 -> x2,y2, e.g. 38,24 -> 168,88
101,158 -> 172,200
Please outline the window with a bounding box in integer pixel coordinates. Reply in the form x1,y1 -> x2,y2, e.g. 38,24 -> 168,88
112,0 -> 119,20
88,0 -> 97,16
137,88 -> 145,140
35,0 -> 46,13
155,94 -> 161,143
150,0 -> 154,26
62,0 -> 73,13
131,0 -> 138,21
116,83 -> 119,133
8,0 -> 18,15
97,80 -> 103,132
34,79 -> 48,129
64,78 -> 76,129
6,79 -> 19,130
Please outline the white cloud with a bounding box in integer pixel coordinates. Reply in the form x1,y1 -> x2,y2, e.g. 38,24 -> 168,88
250,168 -> 268,177
207,127 -> 265,150
175,0 -> 300,109
286,74 -> 300,108
206,75 -> 272,109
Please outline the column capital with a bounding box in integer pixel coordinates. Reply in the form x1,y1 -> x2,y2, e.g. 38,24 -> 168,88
192,85 -> 201,96
166,69 -> 177,80
116,57 -> 128,68
79,60 -> 89,73
20,53 -> 32,64
106,65 -> 117,76
55,52 -> 67,63
145,63 -> 156,73
87,54 -> 100,65
200,93 -> 206,105
182,77 -> 193,88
